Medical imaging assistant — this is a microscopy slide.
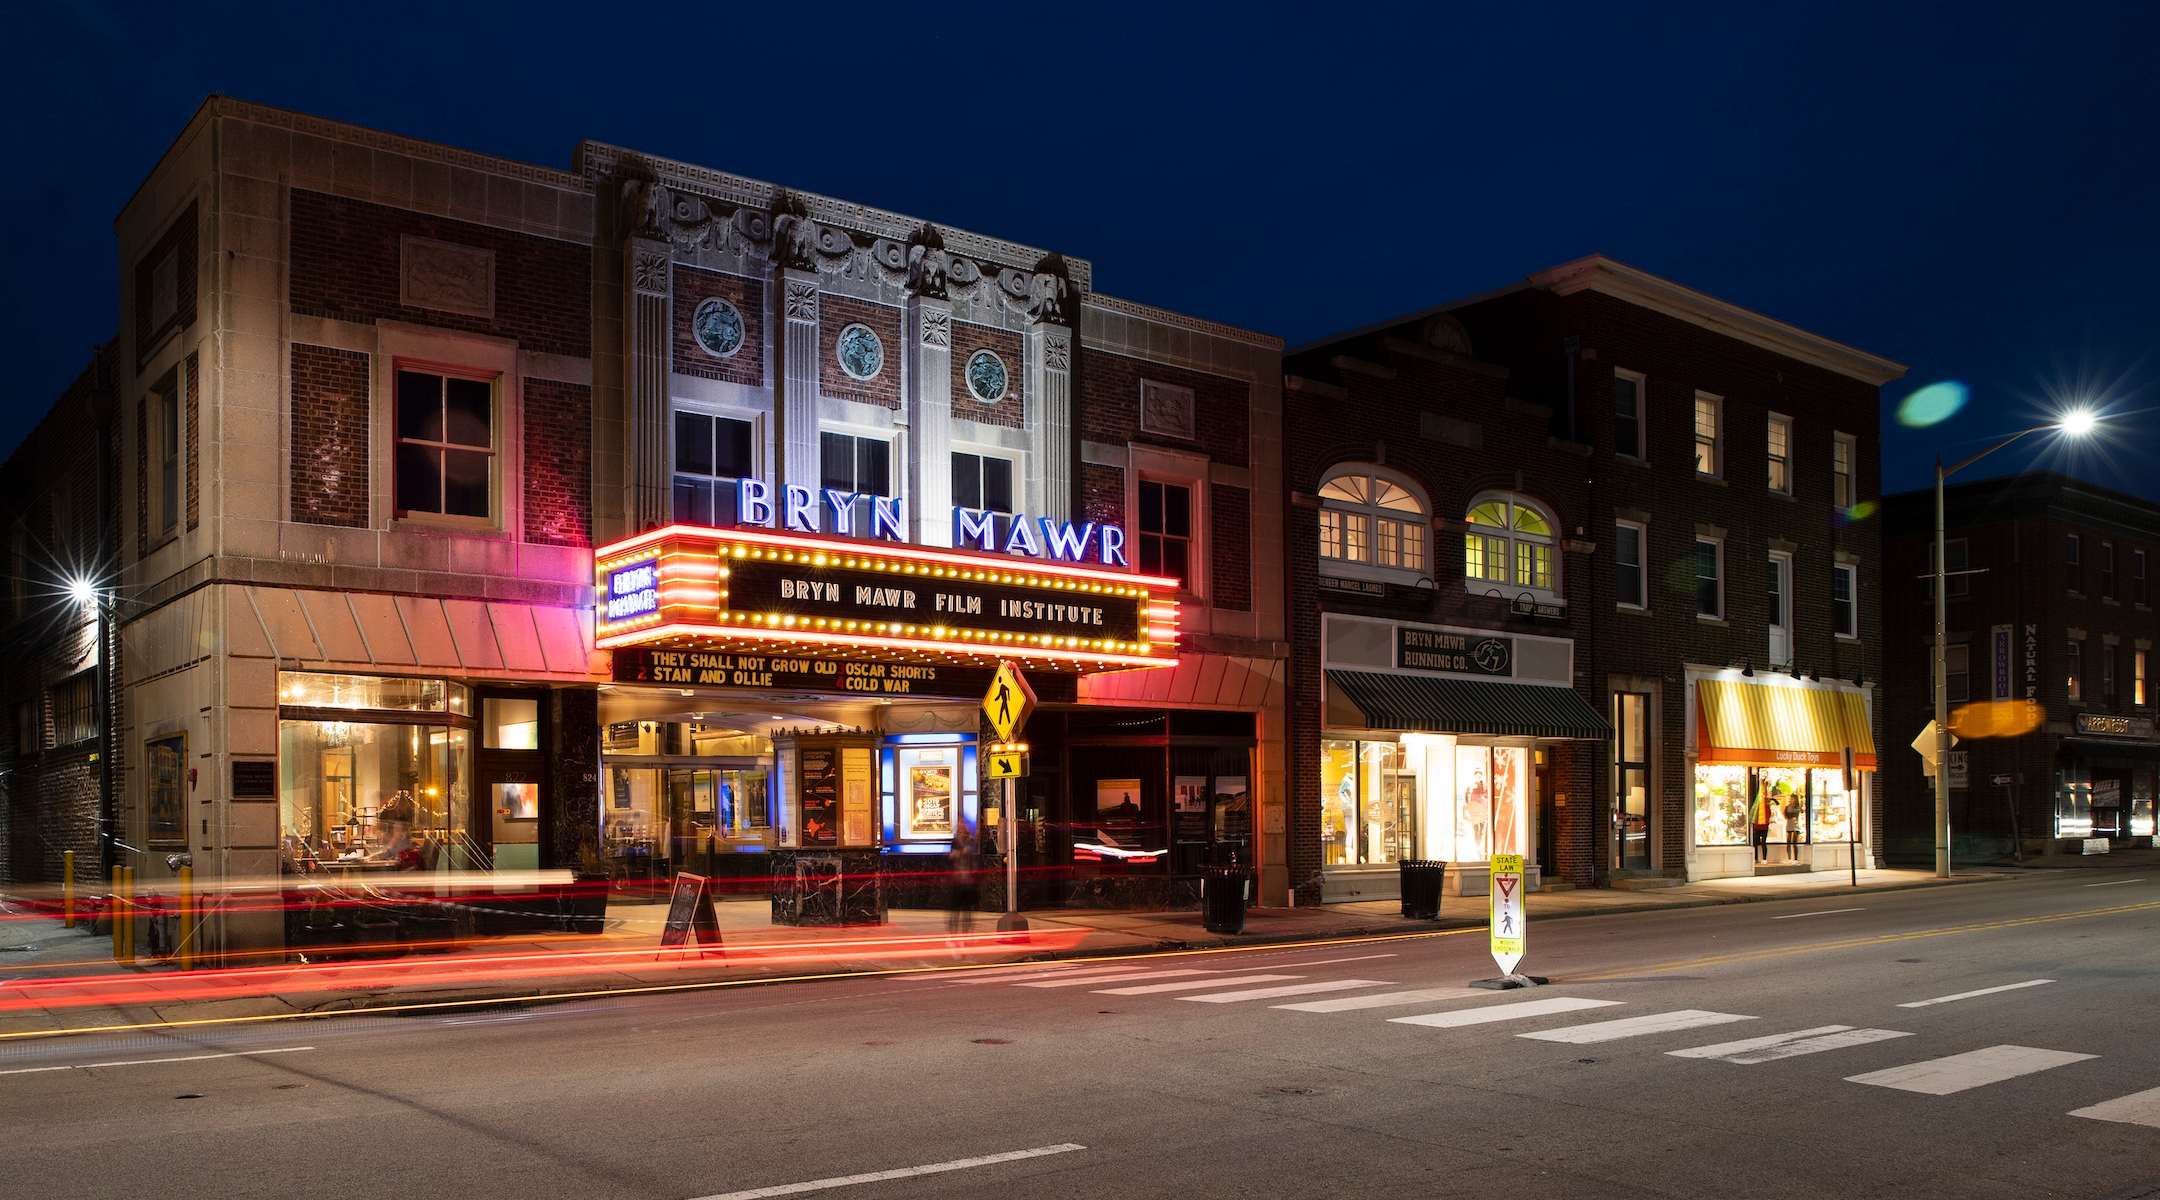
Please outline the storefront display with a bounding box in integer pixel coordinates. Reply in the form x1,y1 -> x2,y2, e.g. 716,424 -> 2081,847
277,670 -> 478,874
1694,764 -> 1750,846
1319,739 -> 1419,866
1692,676 -> 1876,877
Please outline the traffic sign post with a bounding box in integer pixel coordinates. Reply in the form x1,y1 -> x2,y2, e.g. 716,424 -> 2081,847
1489,853 -> 1525,979
983,663 -> 1036,933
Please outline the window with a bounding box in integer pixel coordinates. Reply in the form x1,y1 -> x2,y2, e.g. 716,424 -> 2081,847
1833,433 -> 1857,509
484,697 -> 540,750
2067,639 -> 2084,701
2136,550 -> 2149,605
672,411 -> 755,524
1318,467 -> 1427,574
2104,646 -> 2119,704
50,672 -> 94,746
1694,538 -> 1722,618
146,733 -> 185,848
951,452 -> 1014,515
13,700 -> 37,755
1766,414 -> 1792,494
1613,370 -> 1644,458
1693,393 -> 1721,477
1768,551 -> 1793,666
1832,562 -> 1857,638
820,431 -> 892,534
158,382 -> 180,534
394,370 -> 493,519
2067,534 -> 2082,592
1465,493 -> 1556,596
2138,650 -> 2149,706
1928,538 -> 1970,599
1139,480 -> 1193,588
2102,542 -> 2117,599
1945,643 -> 1971,705
1614,521 -> 1645,608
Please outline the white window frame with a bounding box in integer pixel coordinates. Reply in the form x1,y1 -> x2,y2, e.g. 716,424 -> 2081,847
1767,550 -> 1793,666
1317,464 -> 1431,586
1693,391 -> 1723,479
1832,562 -> 1858,640
1614,519 -> 1647,610
1945,642 -> 1971,705
389,361 -> 503,529
1766,412 -> 1793,495
1613,368 -> 1646,461
1833,432 -> 1858,509
1464,491 -> 1562,604
1694,536 -> 1724,620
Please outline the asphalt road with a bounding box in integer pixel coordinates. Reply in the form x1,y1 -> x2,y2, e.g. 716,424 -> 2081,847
4,870 -> 2157,1200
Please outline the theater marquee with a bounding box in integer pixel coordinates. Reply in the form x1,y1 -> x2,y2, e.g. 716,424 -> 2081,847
594,524 -> 1181,677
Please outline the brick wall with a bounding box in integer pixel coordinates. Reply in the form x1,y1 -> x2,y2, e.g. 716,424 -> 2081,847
134,201 -> 197,375
289,189 -> 591,358
524,378 -> 593,547
950,321 -> 1025,430
817,293 -> 902,409
289,344 -> 372,528
1081,463 -> 1125,529
671,264 -> 764,387
1211,482 -> 1252,611
184,351 -> 200,530
1078,349 -> 1250,468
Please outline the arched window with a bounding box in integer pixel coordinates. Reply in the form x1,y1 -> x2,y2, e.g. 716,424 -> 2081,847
1318,466 -> 1428,576
1464,493 -> 1558,597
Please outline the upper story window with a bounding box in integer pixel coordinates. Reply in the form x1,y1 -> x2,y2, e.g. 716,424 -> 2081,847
673,411 -> 755,525
1613,370 -> 1645,459
1766,414 -> 1792,494
1832,562 -> 1858,638
1833,433 -> 1857,509
394,369 -> 494,520
2067,533 -> 2083,592
1927,538 -> 1970,599
2102,542 -> 2118,599
821,431 -> 892,535
1694,537 -> 1723,618
1465,492 -> 1557,598
1945,643 -> 1971,705
952,452 -> 1014,515
2136,550 -> 2149,605
158,381 -> 181,534
2067,637 -> 2084,700
1139,479 -> 1194,589
1319,466 -> 1429,577
1693,393 -> 1722,477
1614,520 -> 1646,609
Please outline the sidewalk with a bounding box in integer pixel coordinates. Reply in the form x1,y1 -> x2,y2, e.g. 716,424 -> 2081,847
0,866 -> 2042,1040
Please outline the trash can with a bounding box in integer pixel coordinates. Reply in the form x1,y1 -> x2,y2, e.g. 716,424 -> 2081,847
1200,863 -> 1253,935
1399,859 -> 1445,920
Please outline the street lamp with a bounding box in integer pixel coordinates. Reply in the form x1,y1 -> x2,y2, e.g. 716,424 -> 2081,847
1932,411 -> 2096,877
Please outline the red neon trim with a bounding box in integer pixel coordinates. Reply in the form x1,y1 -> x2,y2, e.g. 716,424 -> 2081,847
596,524 -> 1181,591
594,622 -> 1177,668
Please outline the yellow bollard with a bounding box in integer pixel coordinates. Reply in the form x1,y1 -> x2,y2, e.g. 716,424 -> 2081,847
63,851 -> 75,928
111,866 -> 124,960
177,866 -> 194,971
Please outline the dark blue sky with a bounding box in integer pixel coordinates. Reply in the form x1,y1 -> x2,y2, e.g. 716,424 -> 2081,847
7,1 -> 2155,499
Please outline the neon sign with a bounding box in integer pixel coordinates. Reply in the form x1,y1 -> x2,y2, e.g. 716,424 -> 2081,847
604,562 -> 659,620
733,479 -> 1125,567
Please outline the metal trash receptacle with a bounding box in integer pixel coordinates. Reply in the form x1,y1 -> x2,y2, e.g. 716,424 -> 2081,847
1200,864 -> 1253,935
1399,859 -> 1445,920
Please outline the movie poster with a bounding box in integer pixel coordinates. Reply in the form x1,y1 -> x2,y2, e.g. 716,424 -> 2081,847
902,748 -> 954,839
799,747 -> 839,846
1174,776 -> 1209,842
1213,776 -> 1251,843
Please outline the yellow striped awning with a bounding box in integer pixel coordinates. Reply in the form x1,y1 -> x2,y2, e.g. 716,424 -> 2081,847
1696,680 -> 1877,767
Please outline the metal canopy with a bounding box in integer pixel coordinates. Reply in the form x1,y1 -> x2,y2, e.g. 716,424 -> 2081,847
1325,669 -> 1611,740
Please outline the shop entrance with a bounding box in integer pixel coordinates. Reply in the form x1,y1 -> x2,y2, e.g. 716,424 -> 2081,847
1613,692 -> 1651,869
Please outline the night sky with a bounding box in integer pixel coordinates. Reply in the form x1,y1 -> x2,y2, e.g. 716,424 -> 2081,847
7,2 -> 2155,500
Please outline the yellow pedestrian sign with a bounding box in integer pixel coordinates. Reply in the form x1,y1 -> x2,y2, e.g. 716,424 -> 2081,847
1489,853 -> 1526,977
982,661 -> 1036,742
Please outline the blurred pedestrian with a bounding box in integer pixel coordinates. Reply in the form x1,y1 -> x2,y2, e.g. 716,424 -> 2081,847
944,826 -> 980,946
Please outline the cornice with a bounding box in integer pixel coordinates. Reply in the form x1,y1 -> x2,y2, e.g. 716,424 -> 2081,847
1530,255 -> 1906,387
211,96 -> 586,191
1083,292 -> 1281,350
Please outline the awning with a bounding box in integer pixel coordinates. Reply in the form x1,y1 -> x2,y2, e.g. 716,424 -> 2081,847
1696,679 -> 1877,768
1326,670 -> 1610,740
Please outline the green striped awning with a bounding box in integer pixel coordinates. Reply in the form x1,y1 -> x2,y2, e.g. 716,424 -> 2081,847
1326,670 -> 1611,740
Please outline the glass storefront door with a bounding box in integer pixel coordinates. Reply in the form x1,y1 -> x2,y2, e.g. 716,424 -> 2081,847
1614,693 -> 1651,869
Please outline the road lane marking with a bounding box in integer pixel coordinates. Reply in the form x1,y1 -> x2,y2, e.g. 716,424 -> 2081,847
1770,908 -> 1866,919
689,1142 -> 1087,1200
1846,1045 -> 2096,1094
1565,899 -> 2160,982
1180,980 -> 1390,1004
2071,1086 -> 2160,1128
1670,1026 -> 1911,1064
1095,974 -> 1301,996
1895,979 -> 2055,1008
0,1046 -> 316,1075
1017,969 -> 1220,989
1263,954 -> 1399,968
2086,879 -> 2145,887
1520,1010 -> 1755,1044
1277,987 -> 1490,1013
1389,997 -> 1622,1029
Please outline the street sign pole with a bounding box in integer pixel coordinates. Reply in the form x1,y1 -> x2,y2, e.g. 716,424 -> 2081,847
1489,853 -> 1525,979
982,662 -> 1037,935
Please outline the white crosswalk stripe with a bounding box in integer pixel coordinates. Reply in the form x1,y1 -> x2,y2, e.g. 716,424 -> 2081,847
1180,979 -> 1391,1004
1846,1045 -> 2097,1094
1389,996 -> 1623,1029
2070,1086 -> 2160,1128
1669,1025 -> 1912,1064
1016,969 -> 1221,989
1275,987 -> 1490,1014
1094,974 -> 1302,996
1520,1009 -> 1755,1044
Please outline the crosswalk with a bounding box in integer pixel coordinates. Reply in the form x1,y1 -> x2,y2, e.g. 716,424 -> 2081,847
959,960 -> 2156,1125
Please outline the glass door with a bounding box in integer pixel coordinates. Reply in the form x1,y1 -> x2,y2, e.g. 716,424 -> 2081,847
1614,693 -> 1651,869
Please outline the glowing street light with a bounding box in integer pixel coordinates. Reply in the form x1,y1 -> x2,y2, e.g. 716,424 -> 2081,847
1931,410 -> 2097,877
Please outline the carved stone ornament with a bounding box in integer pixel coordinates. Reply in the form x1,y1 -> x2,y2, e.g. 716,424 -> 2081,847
401,235 -> 494,317
1420,313 -> 1474,357
945,255 -> 982,286
1044,331 -> 1070,372
733,207 -> 772,244
784,279 -> 819,322
631,250 -> 671,297
620,177 -> 668,240
904,224 -> 950,299
920,308 -> 951,348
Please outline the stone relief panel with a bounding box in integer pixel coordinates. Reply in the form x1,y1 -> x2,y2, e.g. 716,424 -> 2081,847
1140,379 -> 1197,441
401,235 -> 495,318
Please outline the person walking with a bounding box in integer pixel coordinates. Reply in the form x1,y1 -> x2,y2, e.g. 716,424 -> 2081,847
944,825 -> 980,950
1783,791 -> 1804,862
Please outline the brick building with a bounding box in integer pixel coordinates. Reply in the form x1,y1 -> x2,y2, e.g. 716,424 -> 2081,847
1,345 -> 121,891
1284,256 -> 1901,898
56,95 -> 1282,960
1883,472 -> 2160,862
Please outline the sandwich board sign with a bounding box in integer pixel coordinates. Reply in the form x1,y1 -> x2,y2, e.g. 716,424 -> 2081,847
1490,853 -> 1525,977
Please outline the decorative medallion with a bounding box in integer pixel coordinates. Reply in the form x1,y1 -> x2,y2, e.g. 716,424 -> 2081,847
837,323 -> 885,380
631,250 -> 671,297
921,309 -> 951,348
966,350 -> 1008,403
1045,332 -> 1070,372
784,280 -> 819,321
691,298 -> 744,358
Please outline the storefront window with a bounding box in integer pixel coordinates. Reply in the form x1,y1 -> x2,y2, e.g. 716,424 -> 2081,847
2131,770 -> 2155,837
279,718 -> 473,871
1810,769 -> 1853,843
1321,740 -> 1355,865
2055,764 -> 2092,838
1321,738 -> 1420,866
1490,746 -> 1529,859
1694,765 -> 1750,846
279,671 -> 468,714
1759,767 -> 1809,849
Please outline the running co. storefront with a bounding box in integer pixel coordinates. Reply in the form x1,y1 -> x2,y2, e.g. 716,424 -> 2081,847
1316,614 -> 1609,901
1685,669 -> 1877,879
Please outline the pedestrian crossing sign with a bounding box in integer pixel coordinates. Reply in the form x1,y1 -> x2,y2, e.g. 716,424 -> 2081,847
1490,853 -> 1525,976
982,661 -> 1036,742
